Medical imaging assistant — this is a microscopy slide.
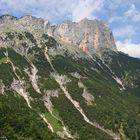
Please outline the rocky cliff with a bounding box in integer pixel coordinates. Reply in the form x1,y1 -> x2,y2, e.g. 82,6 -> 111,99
46,18 -> 117,53
0,15 -> 117,55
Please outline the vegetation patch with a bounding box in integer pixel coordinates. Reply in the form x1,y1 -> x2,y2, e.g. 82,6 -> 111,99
0,57 -> 10,64
45,110 -> 63,132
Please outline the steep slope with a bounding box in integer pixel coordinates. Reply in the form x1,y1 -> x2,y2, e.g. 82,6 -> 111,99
0,15 -> 140,140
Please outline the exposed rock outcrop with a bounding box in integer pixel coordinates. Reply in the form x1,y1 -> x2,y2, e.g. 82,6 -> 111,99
0,15 -> 117,55
0,80 -> 5,95
46,18 -> 117,53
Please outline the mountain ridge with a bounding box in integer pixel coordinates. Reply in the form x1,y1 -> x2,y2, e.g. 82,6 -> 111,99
0,15 -> 117,55
0,15 -> 140,140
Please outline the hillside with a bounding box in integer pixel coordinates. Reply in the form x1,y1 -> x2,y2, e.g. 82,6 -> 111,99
0,15 -> 140,140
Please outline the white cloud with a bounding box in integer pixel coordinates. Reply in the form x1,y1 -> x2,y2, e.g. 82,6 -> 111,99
0,0 -> 105,23
107,0 -> 139,10
109,4 -> 140,23
72,0 -> 105,22
0,0 -> 78,22
116,40 -> 140,58
113,25 -> 135,38
124,4 -> 140,22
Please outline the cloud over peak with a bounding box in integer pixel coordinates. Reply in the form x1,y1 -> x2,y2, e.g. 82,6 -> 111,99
0,0 -> 105,23
72,0 -> 104,22
117,40 -> 140,58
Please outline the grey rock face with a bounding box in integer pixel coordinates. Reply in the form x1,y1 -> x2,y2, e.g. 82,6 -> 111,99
46,18 -> 117,53
0,80 -> 5,95
0,15 -> 44,33
0,15 -> 117,55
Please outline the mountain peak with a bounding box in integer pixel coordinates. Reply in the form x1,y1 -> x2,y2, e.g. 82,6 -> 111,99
46,18 -> 117,53
0,15 -> 117,54
79,17 -> 90,22
0,15 -> 17,23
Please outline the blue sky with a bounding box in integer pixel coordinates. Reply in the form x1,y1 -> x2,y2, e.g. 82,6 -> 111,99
0,0 -> 140,58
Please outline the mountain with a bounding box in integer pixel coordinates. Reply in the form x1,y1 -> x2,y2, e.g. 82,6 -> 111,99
0,15 -> 140,140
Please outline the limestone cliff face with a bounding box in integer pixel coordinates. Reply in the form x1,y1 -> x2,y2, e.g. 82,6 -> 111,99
46,18 -> 117,52
0,15 -> 117,55
0,15 -> 44,33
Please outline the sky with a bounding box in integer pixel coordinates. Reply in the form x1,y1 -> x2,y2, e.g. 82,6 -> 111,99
0,0 -> 140,58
